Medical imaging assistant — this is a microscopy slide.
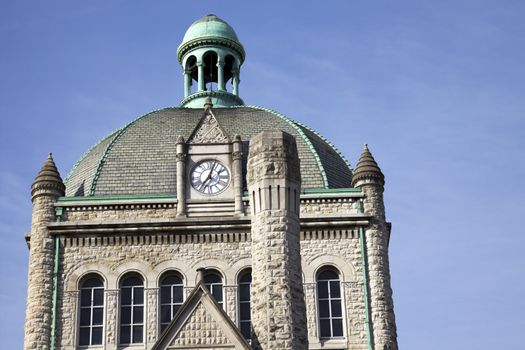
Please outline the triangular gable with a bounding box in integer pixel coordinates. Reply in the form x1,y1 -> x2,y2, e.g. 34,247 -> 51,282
188,109 -> 230,144
152,282 -> 251,350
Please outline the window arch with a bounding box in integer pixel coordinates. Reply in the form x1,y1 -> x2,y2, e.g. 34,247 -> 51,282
159,271 -> 184,333
78,274 -> 104,346
119,273 -> 144,345
317,267 -> 344,338
203,270 -> 223,307
238,269 -> 252,340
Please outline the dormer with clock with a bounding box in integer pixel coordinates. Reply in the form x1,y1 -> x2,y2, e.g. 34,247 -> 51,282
175,98 -> 244,217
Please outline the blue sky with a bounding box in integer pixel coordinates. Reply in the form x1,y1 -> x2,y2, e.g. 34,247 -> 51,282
1,1 -> 524,349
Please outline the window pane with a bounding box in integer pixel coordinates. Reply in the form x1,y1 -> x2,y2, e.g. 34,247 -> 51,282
93,288 -> 104,306
120,325 -> 130,344
121,306 -> 131,324
160,323 -> 168,333
240,303 -> 250,320
319,270 -> 338,280
83,277 -> 103,288
79,309 -> 91,326
161,274 -> 182,285
318,282 -> 328,299
318,300 -> 330,317
320,319 -> 331,338
331,300 -> 342,317
161,305 -> 172,323
332,319 -> 343,337
78,327 -> 90,346
121,288 -> 132,305
160,286 -> 171,304
92,307 -> 103,325
133,287 -> 144,305
204,273 -> 221,284
240,322 -> 251,339
239,272 -> 252,283
212,286 -> 223,302
239,284 -> 250,300
173,304 -> 181,315
173,286 -> 184,303
330,281 -> 341,298
132,325 -> 143,343
80,289 -> 91,307
134,306 -> 144,324
92,326 -> 103,345
122,276 -> 142,287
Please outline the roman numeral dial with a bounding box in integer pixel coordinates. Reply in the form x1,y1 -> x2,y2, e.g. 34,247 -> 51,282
190,160 -> 230,195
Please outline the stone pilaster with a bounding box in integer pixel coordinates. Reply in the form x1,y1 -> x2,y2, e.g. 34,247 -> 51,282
352,145 -> 397,350
176,136 -> 187,217
24,153 -> 65,350
247,130 -> 308,350
232,134 -> 244,215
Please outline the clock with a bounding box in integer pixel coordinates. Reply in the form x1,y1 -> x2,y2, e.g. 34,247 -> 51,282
190,160 -> 230,195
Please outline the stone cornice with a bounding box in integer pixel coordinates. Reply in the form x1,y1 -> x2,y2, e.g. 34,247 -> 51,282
177,37 -> 246,63
47,214 -> 370,235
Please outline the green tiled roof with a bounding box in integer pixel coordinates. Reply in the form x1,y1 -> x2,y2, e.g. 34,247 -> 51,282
64,107 -> 353,197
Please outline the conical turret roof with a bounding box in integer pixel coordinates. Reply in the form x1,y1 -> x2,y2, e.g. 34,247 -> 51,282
351,144 -> 384,187
31,153 -> 65,197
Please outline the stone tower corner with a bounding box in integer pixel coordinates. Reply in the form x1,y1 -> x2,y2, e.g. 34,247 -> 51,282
24,153 -> 65,350
247,130 -> 308,350
352,144 -> 398,350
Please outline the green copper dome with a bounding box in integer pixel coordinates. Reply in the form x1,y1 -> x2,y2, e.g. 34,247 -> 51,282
177,14 -> 245,63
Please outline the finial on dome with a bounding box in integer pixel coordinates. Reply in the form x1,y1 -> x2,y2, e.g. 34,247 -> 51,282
351,144 -> 384,187
31,152 -> 65,200
204,97 -> 213,111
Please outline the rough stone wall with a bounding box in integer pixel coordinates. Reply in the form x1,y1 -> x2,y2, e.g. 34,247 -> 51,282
361,182 -> 397,350
54,227 -> 372,350
24,195 -> 56,350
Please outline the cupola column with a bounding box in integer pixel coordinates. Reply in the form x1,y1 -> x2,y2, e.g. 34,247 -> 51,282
232,68 -> 240,96
217,58 -> 226,92
197,61 -> 205,92
176,136 -> 187,217
183,69 -> 192,98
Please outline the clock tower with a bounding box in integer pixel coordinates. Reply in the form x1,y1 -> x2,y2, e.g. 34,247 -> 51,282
23,14 -> 398,350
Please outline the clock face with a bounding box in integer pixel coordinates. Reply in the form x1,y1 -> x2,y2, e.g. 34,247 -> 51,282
190,160 -> 230,195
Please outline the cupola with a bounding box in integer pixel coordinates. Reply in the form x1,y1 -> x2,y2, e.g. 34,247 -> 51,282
177,14 -> 245,108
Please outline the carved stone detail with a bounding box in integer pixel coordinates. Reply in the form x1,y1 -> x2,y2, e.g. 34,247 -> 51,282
188,113 -> 230,144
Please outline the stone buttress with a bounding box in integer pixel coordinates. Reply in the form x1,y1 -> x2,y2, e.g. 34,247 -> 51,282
247,130 -> 308,350
352,145 -> 398,350
24,154 -> 65,350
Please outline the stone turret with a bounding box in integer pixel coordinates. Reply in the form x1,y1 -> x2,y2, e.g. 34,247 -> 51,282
352,145 -> 398,350
247,131 -> 308,350
24,153 -> 65,350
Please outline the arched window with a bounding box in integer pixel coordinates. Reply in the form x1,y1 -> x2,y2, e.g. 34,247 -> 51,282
159,271 -> 184,333
78,274 -> 104,346
238,269 -> 252,340
204,270 -> 223,307
119,273 -> 144,345
317,268 -> 343,338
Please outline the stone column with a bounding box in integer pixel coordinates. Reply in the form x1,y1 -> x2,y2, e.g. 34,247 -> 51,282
217,59 -> 225,91
176,136 -> 187,217
232,135 -> 244,215
24,153 -> 65,350
247,131 -> 308,350
197,61 -> 205,92
183,69 -> 191,98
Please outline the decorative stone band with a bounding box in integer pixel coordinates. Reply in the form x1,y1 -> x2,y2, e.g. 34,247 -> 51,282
177,37 -> 246,63
179,90 -> 244,108
31,181 -> 65,200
